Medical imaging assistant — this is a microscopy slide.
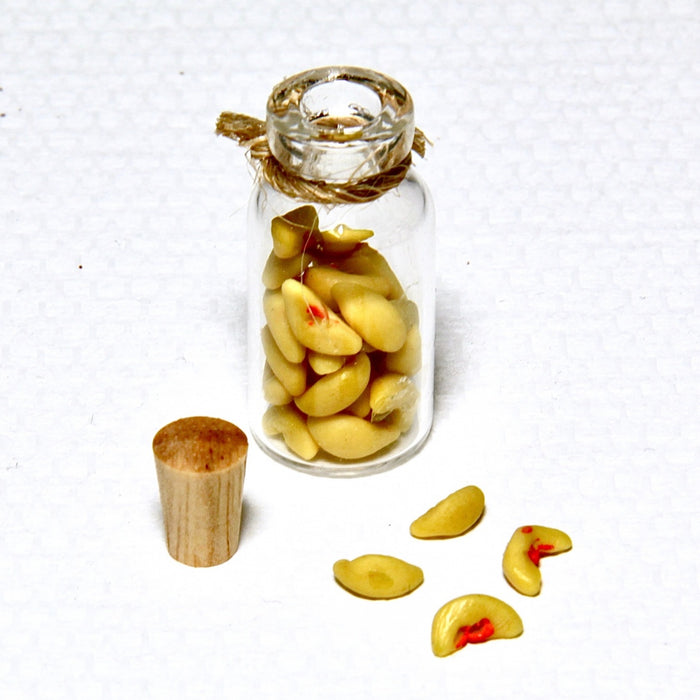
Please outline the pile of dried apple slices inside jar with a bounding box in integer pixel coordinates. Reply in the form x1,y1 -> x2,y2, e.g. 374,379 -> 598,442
260,205 -> 422,461
331,484 -> 573,657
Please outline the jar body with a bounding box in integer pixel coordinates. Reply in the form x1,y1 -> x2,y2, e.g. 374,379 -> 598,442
247,171 -> 435,476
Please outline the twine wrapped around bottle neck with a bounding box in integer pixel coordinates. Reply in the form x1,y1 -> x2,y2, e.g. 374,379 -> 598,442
216,112 -> 427,204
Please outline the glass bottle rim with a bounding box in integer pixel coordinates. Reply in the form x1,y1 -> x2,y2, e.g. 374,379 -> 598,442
266,66 -> 415,183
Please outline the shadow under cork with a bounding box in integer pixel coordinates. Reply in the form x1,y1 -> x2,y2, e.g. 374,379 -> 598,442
238,495 -> 261,543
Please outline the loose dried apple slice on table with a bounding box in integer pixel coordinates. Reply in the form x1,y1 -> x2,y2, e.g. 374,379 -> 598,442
431,594 -> 523,657
502,525 -> 572,596
410,485 -> 485,539
333,554 -> 423,599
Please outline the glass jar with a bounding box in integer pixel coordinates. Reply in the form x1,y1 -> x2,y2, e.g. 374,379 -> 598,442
246,66 -> 435,476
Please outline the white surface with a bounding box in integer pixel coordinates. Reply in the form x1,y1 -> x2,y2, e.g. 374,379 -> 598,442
2,0 -> 699,697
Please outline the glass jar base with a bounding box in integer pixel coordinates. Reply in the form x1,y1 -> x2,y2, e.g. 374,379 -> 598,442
252,428 -> 432,478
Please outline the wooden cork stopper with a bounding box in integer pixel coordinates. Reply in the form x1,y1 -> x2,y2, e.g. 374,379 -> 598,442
153,417 -> 248,567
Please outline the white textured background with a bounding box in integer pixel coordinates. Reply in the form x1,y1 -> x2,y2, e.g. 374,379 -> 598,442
2,0 -> 699,697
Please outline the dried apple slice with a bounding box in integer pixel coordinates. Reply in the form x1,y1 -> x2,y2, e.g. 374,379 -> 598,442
503,525 -> 572,596
263,289 -> 306,364
307,414 -> 400,459
294,352 -> 371,417
346,384 -> 371,418
333,554 -> 423,599
263,363 -> 292,406
410,485 -> 485,539
304,265 -> 392,310
332,282 -> 407,353
431,594 -> 523,657
369,372 -> 418,423
270,205 -> 318,259
281,279 -> 363,356
318,224 -> 374,254
262,404 -> 319,460
307,351 -> 346,375
262,250 -> 315,289
261,325 -> 306,397
385,298 -> 421,375
337,244 -> 404,299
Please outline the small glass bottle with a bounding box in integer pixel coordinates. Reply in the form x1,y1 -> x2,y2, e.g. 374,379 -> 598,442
246,66 -> 435,476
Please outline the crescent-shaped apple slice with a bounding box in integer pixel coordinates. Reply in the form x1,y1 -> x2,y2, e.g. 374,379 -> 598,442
410,485 -> 485,539
281,279 -> 363,356
333,554 -> 423,599
431,594 -> 523,657
270,204 -> 318,259
502,525 -> 572,596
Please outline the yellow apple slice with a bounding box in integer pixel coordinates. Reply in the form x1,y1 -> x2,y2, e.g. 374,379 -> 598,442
261,325 -> 306,397
431,594 -> 523,657
368,372 -> 419,423
281,279 -> 362,356
332,282 -> 407,353
262,250 -> 315,289
303,265 -> 392,311
346,384 -> 371,418
307,351 -> 346,375
385,298 -> 422,375
294,352 -> 371,417
270,205 -> 318,259
410,485 -> 485,539
318,224 -> 374,254
333,554 -> 423,599
337,244 -> 404,299
503,525 -> 572,596
263,289 -> 306,364
262,404 -> 319,460
262,363 -> 292,406
307,414 -> 400,459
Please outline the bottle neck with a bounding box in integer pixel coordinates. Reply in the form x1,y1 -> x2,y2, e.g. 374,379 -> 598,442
266,66 -> 415,184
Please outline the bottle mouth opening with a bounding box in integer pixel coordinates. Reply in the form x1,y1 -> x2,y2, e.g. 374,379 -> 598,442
266,66 -> 415,183
300,79 -> 382,137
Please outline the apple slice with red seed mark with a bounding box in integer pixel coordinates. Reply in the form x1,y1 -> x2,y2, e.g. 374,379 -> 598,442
281,279 -> 362,356
502,525 -> 573,596
431,594 -> 523,657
